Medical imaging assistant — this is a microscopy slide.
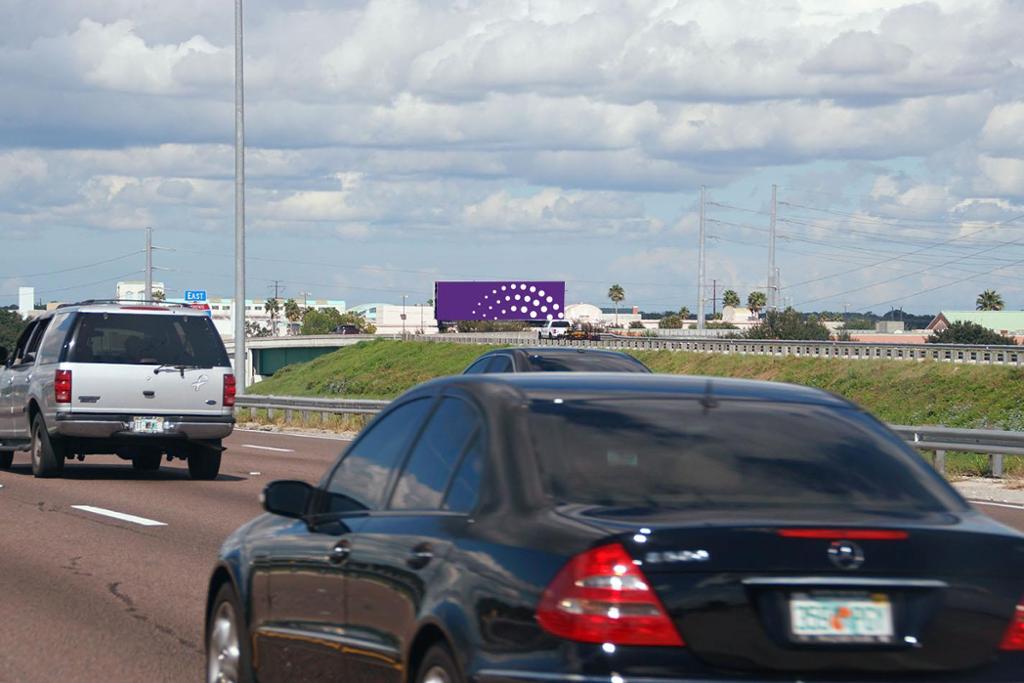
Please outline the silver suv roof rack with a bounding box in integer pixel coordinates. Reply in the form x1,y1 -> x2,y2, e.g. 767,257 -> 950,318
57,299 -> 193,309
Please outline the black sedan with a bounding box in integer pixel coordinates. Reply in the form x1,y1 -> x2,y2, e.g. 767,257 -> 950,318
205,374 -> 1024,682
463,347 -> 651,373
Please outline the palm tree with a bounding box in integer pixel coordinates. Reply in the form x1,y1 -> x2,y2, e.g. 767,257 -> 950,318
976,289 -> 1004,311
607,284 -> 625,327
721,289 -> 740,308
747,291 -> 767,316
678,306 -> 691,320
264,298 -> 282,336
151,290 -> 166,303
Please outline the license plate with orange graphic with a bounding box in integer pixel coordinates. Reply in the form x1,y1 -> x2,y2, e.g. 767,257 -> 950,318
789,593 -> 893,643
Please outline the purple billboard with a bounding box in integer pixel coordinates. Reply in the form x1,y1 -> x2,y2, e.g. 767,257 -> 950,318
435,281 -> 566,321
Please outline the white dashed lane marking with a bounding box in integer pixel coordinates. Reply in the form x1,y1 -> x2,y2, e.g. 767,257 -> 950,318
970,500 -> 1024,511
71,505 -> 167,527
240,444 -> 295,453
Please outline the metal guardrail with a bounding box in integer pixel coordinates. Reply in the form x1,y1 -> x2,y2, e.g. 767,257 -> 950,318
236,395 -> 1024,477
413,333 -> 1024,366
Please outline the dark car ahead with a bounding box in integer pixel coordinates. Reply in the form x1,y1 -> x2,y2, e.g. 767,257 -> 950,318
463,347 -> 651,373
333,324 -> 361,335
205,374 -> 1024,683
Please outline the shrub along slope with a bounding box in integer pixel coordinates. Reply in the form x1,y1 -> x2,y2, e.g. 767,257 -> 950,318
249,339 -> 1024,431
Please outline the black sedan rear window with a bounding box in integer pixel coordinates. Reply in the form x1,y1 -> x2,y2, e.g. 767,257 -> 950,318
526,353 -> 650,373
528,398 -> 962,513
69,313 -> 229,367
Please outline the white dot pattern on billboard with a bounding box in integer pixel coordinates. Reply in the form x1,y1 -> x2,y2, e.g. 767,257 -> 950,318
474,282 -> 565,321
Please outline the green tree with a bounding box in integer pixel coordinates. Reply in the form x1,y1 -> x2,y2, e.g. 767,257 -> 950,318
151,289 -> 166,303
976,289 -> 1005,311
747,291 -> 767,315
607,283 -> 625,326
928,321 -> 1016,345
300,308 -> 344,335
245,320 -> 272,338
0,309 -> 27,361
744,308 -> 830,340
264,298 -> 282,336
283,299 -> 302,325
301,308 -> 376,335
721,289 -> 741,307
658,314 -> 683,329
678,306 -> 691,320
628,320 -> 645,329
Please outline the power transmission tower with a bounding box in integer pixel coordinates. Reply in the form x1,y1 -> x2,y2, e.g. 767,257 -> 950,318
145,227 -> 153,300
697,185 -> 706,332
269,280 -> 284,300
769,184 -> 777,310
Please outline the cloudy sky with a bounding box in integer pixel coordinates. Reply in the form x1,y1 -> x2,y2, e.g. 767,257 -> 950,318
1,0 -> 1022,314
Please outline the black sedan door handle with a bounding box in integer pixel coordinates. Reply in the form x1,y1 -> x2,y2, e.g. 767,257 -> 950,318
407,543 -> 434,569
329,540 -> 351,564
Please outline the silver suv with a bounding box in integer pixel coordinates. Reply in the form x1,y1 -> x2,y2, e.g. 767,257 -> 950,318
0,301 -> 235,479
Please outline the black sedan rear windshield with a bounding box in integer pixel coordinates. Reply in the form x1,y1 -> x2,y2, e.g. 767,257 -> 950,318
528,398 -> 961,513
69,313 -> 229,367
526,353 -> 650,373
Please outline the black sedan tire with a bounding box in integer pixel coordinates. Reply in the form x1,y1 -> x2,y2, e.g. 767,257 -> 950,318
415,644 -> 464,683
0,452 -> 12,469
31,415 -> 65,478
206,582 -> 254,683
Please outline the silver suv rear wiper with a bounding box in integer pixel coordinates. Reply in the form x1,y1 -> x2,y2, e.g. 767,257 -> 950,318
153,364 -> 203,378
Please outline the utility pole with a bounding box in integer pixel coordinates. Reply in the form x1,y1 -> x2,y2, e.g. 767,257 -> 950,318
697,185 -> 706,332
233,0 -> 247,390
402,295 -> 407,336
144,226 -> 153,301
768,183 -> 777,311
712,279 -> 717,318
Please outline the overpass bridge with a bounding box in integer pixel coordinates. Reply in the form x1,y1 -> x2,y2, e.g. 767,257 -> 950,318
224,334 -> 396,383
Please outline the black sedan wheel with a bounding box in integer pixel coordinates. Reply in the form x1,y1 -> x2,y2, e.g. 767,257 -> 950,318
416,645 -> 463,683
206,583 -> 253,683
0,452 -> 12,469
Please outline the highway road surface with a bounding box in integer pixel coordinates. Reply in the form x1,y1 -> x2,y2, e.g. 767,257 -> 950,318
1,430 -> 1023,683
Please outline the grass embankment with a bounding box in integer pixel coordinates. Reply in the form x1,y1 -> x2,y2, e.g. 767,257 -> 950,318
249,340 -> 1024,476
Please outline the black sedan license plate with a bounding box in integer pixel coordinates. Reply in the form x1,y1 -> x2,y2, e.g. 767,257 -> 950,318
789,592 -> 894,644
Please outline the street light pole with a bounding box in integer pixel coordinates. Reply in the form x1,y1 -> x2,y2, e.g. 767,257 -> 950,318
233,0 -> 247,389
402,295 -> 407,337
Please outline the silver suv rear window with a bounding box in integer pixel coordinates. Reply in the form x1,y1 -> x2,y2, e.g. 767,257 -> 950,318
68,313 -> 229,367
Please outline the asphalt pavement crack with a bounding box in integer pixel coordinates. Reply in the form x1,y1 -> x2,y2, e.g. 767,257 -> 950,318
107,582 -> 200,653
60,556 -> 92,577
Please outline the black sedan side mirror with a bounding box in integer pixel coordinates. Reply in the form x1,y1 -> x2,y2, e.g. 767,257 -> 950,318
261,480 -> 314,519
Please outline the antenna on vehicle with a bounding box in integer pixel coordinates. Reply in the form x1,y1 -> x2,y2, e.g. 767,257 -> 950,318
700,379 -> 718,410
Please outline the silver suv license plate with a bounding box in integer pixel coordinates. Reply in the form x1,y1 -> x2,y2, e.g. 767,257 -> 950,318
131,417 -> 165,434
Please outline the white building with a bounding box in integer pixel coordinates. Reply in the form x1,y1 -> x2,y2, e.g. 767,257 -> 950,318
18,287 -> 34,317
116,280 -> 166,302
348,303 -> 439,335
196,297 -> 348,339
564,303 -> 642,327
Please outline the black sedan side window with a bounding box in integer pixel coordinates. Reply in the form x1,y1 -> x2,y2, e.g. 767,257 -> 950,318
442,434 -> 484,514
323,398 -> 432,512
464,358 -> 490,374
485,355 -> 513,373
390,397 -> 479,510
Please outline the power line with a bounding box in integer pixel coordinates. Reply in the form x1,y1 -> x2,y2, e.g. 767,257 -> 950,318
0,270 -> 143,299
794,214 -> 1024,307
1,251 -> 142,279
